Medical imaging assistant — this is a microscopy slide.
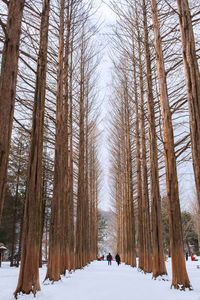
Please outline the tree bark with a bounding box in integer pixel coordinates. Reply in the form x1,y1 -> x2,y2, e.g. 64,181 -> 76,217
132,50 -> 144,270
150,0 -> 191,289
84,86 -> 90,266
125,81 -> 136,267
176,0 -> 200,215
142,0 -> 167,278
68,28 -> 75,272
75,31 -> 85,269
14,0 -> 50,296
121,99 -> 128,264
0,0 -> 25,224
39,145 -> 48,268
137,16 -> 152,273
45,0 -> 65,282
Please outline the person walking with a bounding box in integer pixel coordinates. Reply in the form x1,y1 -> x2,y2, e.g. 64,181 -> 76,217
107,253 -> 112,265
115,253 -> 121,266
185,252 -> 188,261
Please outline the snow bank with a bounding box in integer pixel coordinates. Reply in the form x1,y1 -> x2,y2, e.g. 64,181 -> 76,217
0,258 -> 200,300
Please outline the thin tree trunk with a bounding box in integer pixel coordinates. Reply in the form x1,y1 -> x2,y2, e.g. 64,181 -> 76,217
95,175 -> 98,258
16,201 -> 24,268
142,0 -> 167,278
68,28 -> 75,272
132,50 -> 144,270
10,145 -> 22,267
137,18 -> 152,273
45,0 -> 65,282
84,87 -> 89,266
116,145 -> 122,255
75,33 -> 85,269
121,100 -> 128,264
0,0 -> 25,223
39,147 -> 48,268
89,138 -> 98,261
125,85 -> 136,267
150,0 -> 191,289
176,0 -> 200,214
89,146 -> 94,260
14,0 -> 50,296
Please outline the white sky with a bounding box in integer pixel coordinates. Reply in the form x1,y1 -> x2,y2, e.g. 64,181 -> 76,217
93,0 -> 116,210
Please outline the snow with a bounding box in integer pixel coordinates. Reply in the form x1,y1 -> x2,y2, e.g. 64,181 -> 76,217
0,258 -> 200,300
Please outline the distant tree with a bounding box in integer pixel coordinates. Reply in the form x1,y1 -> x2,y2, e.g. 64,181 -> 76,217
191,198 -> 200,252
9,135 -> 29,267
98,211 -> 108,243
161,200 -> 198,255
0,131 -> 29,266
161,197 -> 170,256
0,190 -> 15,251
181,211 -> 198,254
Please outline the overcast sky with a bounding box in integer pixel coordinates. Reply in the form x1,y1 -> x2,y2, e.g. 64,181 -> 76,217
93,0 -> 116,211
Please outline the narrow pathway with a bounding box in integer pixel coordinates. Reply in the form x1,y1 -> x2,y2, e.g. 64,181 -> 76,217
0,260 -> 199,300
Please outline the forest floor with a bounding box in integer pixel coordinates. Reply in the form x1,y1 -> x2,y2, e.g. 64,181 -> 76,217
0,258 -> 200,300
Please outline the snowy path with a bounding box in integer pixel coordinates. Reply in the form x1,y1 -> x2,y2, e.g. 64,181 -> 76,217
0,260 -> 200,300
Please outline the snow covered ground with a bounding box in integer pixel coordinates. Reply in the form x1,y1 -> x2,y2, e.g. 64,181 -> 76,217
0,258 -> 200,300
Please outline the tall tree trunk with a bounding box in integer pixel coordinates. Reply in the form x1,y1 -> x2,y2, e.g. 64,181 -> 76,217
125,81 -> 136,267
14,0 -> 50,296
142,0 -> 167,278
45,0 -> 65,282
0,0 -> 25,224
89,145 -> 94,260
75,34 -> 85,269
61,5 -> 71,275
150,0 -> 191,289
68,28 -> 75,272
137,18 -> 152,273
121,100 -> 128,264
84,87 -> 89,266
176,0 -> 200,214
116,143 -> 122,256
132,50 -> 144,270
89,136 -> 98,261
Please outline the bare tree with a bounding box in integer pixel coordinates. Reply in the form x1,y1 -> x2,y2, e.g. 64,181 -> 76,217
45,0 -> 65,282
0,0 -> 25,223
14,0 -> 50,296
136,6 -> 152,273
150,0 -> 191,290
142,0 -> 167,278
176,0 -> 200,214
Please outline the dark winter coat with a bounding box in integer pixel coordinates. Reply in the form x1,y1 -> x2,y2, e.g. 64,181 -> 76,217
115,254 -> 120,263
107,254 -> 112,261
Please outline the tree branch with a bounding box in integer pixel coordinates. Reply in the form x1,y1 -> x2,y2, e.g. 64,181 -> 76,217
1,0 -> 9,6
0,18 -> 7,37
